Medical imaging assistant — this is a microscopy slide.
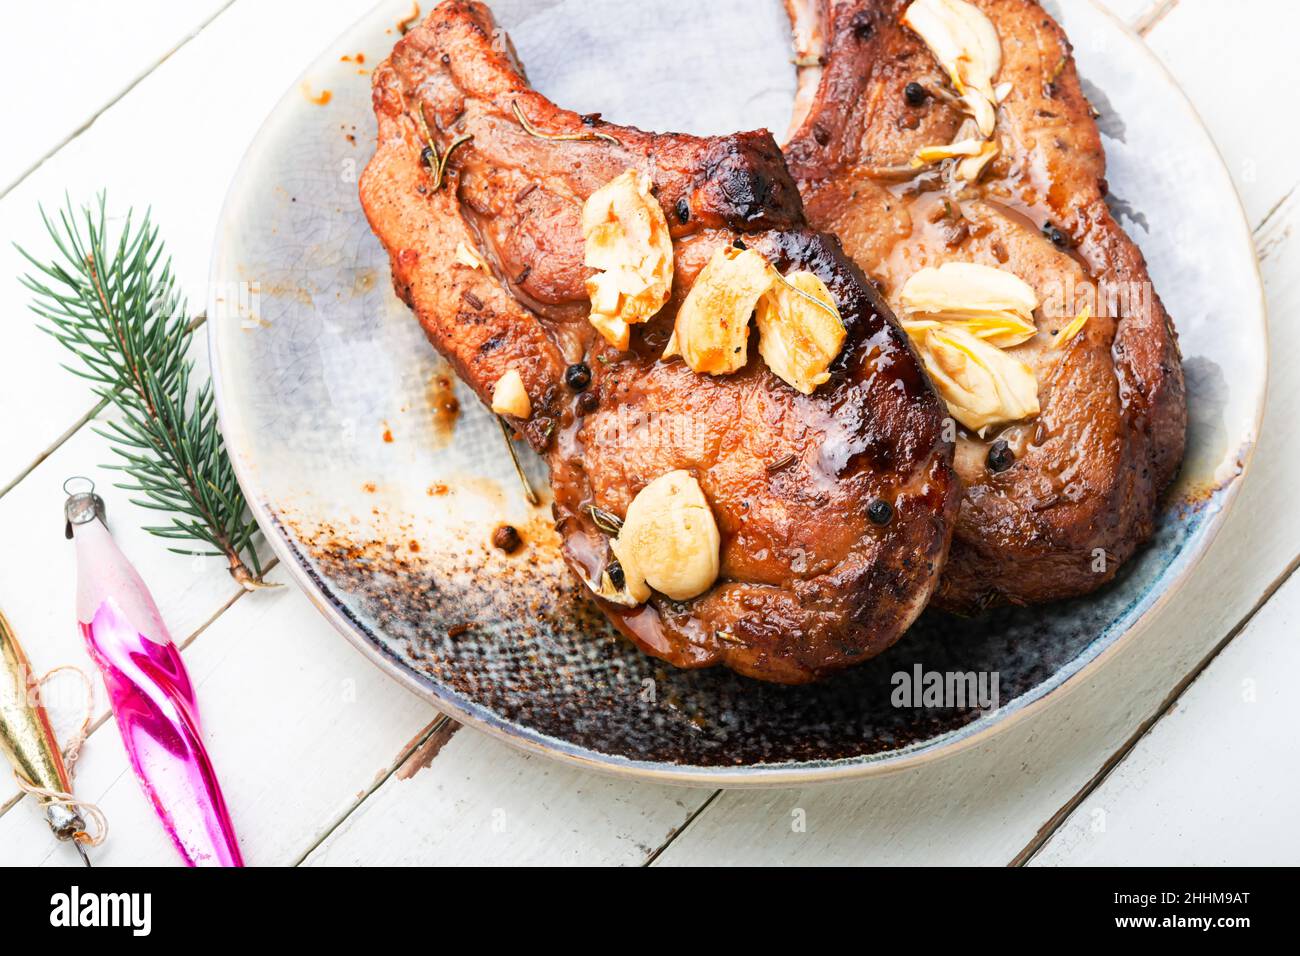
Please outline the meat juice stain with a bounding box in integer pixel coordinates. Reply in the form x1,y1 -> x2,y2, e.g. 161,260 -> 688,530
300,82 -> 332,106
426,371 -> 461,448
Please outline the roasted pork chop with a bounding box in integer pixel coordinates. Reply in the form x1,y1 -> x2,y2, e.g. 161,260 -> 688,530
784,0 -> 1186,612
361,0 -> 959,683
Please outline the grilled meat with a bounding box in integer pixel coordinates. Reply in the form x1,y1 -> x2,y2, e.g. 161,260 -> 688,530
361,0 -> 959,682
784,0 -> 1186,612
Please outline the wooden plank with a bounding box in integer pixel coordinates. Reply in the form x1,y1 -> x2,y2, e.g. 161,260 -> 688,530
1143,0 -> 1297,229
0,0 -> 377,495
652,183 -> 1300,866
0,564 -> 439,866
0,0 -> 232,195
302,721 -> 712,867
1030,567 -> 1300,865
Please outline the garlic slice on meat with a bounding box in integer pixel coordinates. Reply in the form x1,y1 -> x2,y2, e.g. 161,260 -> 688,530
1053,304 -> 1091,349
755,271 -> 846,394
903,0 -> 1002,106
900,261 -> 1038,342
490,368 -> 531,418
917,325 -> 1039,433
956,139 -> 999,182
904,0 -> 1005,160
961,90 -> 997,139
609,470 -> 720,603
664,246 -> 773,375
902,313 -> 1035,349
912,137 -> 987,168
582,169 -> 674,350
455,240 -> 488,271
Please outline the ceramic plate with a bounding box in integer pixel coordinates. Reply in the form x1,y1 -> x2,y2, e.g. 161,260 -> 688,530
208,0 -> 1266,784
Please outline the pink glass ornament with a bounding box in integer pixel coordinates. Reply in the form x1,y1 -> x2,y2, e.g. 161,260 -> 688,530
65,480 -> 243,867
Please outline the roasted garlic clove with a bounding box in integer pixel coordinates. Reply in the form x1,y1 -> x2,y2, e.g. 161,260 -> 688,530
755,271 -> 846,395
663,246 -> 773,375
582,169 -> 674,349
917,325 -> 1039,433
609,470 -> 720,602
490,368 -> 531,418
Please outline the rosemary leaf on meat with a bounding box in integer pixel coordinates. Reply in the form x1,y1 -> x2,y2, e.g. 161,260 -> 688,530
771,270 -> 845,329
511,100 -> 621,146
417,103 -> 473,191
587,505 -> 623,536
17,194 -> 272,591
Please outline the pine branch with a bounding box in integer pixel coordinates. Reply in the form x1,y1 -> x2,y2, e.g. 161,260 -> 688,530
17,193 -> 274,591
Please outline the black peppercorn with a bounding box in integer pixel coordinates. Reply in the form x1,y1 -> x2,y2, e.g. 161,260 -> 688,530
675,197 -> 690,224
987,439 -> 1015,473
1042,221 -> 1074,249
565,362 -> 591,391
733,238 -> 747,250
491,524 -> 523,553
576,391 -> 599,416
867,498 -> 894,525
905,81 -> 928,107
606,559 -> 626,589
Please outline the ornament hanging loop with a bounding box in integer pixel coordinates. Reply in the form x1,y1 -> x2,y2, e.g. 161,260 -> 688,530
63,476 -> 106,539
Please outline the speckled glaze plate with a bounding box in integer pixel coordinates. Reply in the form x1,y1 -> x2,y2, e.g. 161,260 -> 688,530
209,0 -> 1266,785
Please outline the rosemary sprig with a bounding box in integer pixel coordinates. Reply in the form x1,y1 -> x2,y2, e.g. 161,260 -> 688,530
497,417 -> 539,506
511,100 -> 621,146
17,194 -> 273,591
416,103 -> 472,191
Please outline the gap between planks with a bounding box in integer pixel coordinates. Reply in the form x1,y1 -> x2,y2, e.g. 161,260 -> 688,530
290,714 -> 456,866
1135,0 -> 1180,37
0,0 -> 239,205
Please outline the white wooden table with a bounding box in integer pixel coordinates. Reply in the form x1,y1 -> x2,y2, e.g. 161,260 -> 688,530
0,0 -> 1294,867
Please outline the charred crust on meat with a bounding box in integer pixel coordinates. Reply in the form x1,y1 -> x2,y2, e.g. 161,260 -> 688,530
849,10 -> 875,40
695,132 -> 803,230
